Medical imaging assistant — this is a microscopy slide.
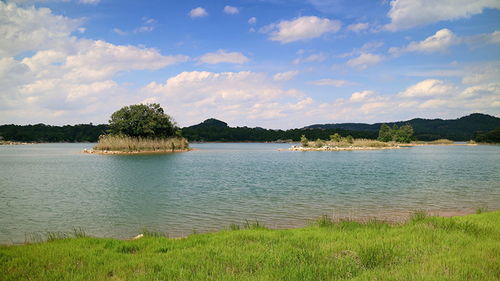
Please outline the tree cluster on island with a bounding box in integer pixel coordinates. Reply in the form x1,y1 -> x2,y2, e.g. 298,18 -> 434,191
92,104 -> 189,153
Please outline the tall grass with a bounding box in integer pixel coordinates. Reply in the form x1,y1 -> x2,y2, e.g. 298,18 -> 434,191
428,139 -> 454,144
2,211 -> 498,280
93,134 -> 189,152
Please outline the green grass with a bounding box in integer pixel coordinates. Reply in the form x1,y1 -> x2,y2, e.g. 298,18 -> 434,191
93,134 -> 189,152
1,211 -> 499,280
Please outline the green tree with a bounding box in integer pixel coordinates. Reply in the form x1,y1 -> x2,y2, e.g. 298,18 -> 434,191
346,135 -> 354,144
300,135 -> 309,147
108,103 -> 177,138
330,133 -> 341,142
395,124 -> 414,143
378,124 -> 392,142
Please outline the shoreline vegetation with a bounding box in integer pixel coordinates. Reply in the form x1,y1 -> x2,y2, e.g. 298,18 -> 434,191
289,139 -> 480,151
84,134 -> 190,154
0,140 -> 30,145
1,211 -> 498,280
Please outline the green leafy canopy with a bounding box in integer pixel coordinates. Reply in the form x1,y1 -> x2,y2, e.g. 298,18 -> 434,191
108,103 -> 177,138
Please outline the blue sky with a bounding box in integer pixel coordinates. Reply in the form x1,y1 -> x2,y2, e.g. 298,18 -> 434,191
1,0 -> 499,128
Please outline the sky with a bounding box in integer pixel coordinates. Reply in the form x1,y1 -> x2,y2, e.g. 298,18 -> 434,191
0,0 -> 499,128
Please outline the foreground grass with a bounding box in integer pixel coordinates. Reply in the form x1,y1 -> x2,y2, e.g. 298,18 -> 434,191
1,211 -> 499,281
92,134 -> 189,152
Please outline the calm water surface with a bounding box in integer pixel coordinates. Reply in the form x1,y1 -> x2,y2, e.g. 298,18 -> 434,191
0,143 -> 499,243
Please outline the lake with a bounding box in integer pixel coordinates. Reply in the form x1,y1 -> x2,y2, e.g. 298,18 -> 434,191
1,143 -> 499,243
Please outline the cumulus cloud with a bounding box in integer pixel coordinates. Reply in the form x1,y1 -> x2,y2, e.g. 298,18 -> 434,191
248,17 -> 257,24
346,53 -> 384,70
389,29 -> 457,56
308,79 -> 351,87
273,71 -> 299,82
0,3 -> 188,124
385,0 -> 500,31
349,90 -> 376,102
197,50 -> 249,64
0,2 -> 83,57
223,6 -> 239,15
347,22 -> 369,33
397,79 -> 456,98
261,16 -> 341,44
140,71 -> 312,127
189,7 -> 208,18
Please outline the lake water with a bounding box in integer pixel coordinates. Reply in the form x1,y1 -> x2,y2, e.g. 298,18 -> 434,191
1,143 -> 499,243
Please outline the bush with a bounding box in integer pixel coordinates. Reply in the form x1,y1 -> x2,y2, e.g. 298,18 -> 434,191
300,135 -> 309,147
330,133 -> 341,142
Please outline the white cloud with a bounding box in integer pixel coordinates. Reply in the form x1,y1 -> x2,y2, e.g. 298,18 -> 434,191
7,0 -> 100,4
0,3 -> 189,124
463,30 -> 500,45
273,71 -> 299,82
223,6 -> 239,15
261,16 -> 341,44
113,28 -> 128,35
346,53 -> 384,70
385,0 -> 500,31
0,2 -> 83,57
248,17 -> 257,24
189,7 -> 208,18
389,29 -> 457,56
347,22 -> 369,33
308,79 -> 351,87
349,90 -> 375,102
197,50 -> 249,64
140,71 -> 311,127
293,53 -> 327,64
462,62 -> 500,84
337,41 -> 384,58
113,17 -> 157,35
397,79 -> 456,98
62,40 -> 189,81
78,0 -> 100,4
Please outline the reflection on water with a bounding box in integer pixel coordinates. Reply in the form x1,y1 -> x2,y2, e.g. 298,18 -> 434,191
0,142 -> 499,243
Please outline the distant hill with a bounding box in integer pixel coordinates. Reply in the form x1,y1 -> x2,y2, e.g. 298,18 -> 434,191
305,113 -> 500,141
181,119 -> 375,142
187,118 -> 228,129
1,113 -> 498,142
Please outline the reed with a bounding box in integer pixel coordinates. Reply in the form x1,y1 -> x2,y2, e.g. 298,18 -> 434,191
428,139 -> 454,144
306,138 -> 393,148
93,134 -> 189,152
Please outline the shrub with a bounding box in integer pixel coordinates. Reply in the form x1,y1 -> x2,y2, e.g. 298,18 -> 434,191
300,135 -> 309,147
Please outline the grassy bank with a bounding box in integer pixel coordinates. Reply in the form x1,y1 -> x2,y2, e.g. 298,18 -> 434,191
1,211 -> 499,280
92,134 -> 189,153
304,138 -> 395,148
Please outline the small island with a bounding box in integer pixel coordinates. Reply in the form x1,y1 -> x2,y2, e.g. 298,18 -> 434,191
84,103 -> 190,154
291,124 -> 413,151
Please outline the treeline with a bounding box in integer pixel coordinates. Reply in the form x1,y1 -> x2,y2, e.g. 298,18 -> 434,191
306,113 -> 500,141
0,122 -> 375,143
182,126 -> 376,142
473,127 -> 500,143
0,124 -> 108,142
